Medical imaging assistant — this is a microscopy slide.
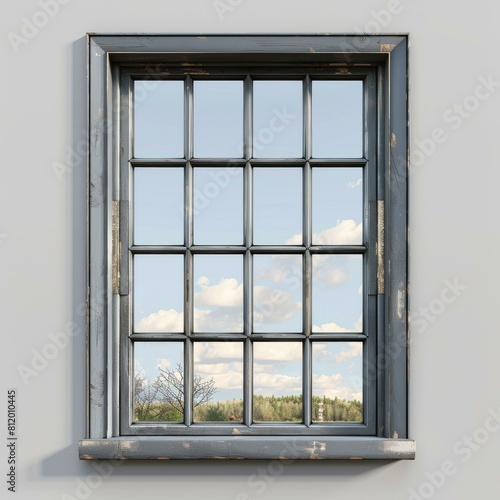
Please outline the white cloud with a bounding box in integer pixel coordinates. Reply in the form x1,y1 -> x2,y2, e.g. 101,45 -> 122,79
156,358 -> 171,371
347,178 -> 362,189
194,342 -> 243,362
254,342 -> 302,362
312,219 -> 362,245
253,373 -> 302,395
195,362 -> 229,375
313,373 -> 362,401
254,286 -> 301,324
334,342 -> 362,363
210,371 -> 243,390
312,322 -> 352,333
195,277 -> 243,308
136,308 -> 184,333
193,307 -> 243,333
354,315 -> 363,331
255,255 -> 302,285
137,307 -> 243,333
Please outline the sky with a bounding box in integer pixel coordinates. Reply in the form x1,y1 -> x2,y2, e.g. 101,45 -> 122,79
132,78 -> 364,414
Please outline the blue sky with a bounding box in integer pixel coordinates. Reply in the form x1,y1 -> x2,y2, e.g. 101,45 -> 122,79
133,78 -> 364,410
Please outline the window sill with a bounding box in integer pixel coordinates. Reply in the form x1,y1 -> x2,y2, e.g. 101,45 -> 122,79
79,436 -> 415,460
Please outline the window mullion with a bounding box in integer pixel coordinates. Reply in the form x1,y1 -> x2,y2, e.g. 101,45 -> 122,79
243,76 -> 254,426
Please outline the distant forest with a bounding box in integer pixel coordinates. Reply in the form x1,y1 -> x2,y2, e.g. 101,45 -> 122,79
135,395 -> 362,423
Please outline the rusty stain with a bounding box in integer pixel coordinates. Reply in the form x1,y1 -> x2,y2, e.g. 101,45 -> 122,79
380,44 -> 396,52
391,133 -> 397,148
197,36 -> 207,39
336,68 -> 351,75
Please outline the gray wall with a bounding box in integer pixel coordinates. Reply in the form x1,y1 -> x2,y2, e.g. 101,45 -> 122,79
1,0 -> 499,498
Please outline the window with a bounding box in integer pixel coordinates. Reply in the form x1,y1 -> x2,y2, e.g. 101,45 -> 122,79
80,34 -> 414,460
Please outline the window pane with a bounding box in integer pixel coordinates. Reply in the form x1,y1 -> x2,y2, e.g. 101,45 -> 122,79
312,342 -> 363,422
253,80 -> 303,158
194,81 -> 243,158
312,168 -> 363,245
312,80 -> 363,158
253,254 -> 302,333
193,255 -> 243,332
134,255 -> 184,333
134,342 -> 184,422
312,255 -> 362,332
134,80 -> 184,158
253,167 -> 302,245
253,342 -> 302,422
193,167 -> 243,245
193,342 -> 243,422
134,168 -> 184,245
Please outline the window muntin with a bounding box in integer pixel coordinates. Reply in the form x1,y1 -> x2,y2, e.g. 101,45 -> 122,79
123,71 -> 376,436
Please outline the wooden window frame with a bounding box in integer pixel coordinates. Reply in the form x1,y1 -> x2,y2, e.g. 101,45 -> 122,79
79,34 -> 414,460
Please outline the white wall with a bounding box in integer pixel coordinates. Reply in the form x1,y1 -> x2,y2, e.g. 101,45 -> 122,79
1,1 -> 499,499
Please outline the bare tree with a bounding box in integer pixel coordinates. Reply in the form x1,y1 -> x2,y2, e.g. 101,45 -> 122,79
134,369 -> 163,420
152,363 -> 217,413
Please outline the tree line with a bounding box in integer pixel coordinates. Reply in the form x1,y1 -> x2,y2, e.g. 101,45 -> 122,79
135,365 -> 362,422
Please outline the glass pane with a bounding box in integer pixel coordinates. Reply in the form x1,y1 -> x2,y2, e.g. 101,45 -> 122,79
312,80 -> 363,158
253,168 -> 302,245
253,254 -> 302,333
312,342 -> 363,422
193,167 -> 243,245
312,255 -> 362,332
134,342 -> 184,422
193,342 -> 243,422
193,255 -> 243,332
194,81 -> 243,158
253,342 -> 302,422
134,168 -> 184,245
134,80 -> 184,158
312,168 -> 363,245
253,80 -> 303,158
134,255 -> 184,333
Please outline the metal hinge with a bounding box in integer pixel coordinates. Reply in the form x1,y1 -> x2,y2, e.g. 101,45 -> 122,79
377,200 -> 385,294
112,200 -> 120,295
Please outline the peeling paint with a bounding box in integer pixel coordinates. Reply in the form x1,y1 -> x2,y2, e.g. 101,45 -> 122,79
392,431 -> 399,439
380,44 -> 396,52
336,68 -> 351,75
305,440 -> 326,459
397,289 -> 405,320
309,47 -> 315,53
391,133 -> 397,148
232,428 -> 241,435
182,442 -> 190,449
